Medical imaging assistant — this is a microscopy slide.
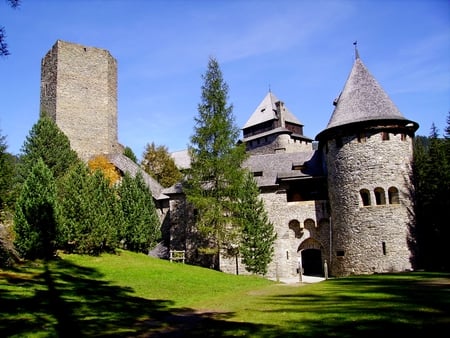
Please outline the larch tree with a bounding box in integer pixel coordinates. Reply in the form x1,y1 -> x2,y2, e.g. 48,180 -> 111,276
238,171 -> 276,276
185,57 -> 247,267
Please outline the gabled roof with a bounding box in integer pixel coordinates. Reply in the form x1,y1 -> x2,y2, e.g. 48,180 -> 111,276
243,150 -> 324,187
243,91 -> 303,129
317,55 -> 415,139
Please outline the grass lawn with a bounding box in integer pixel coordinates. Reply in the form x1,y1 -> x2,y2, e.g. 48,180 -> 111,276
1,250 -> 449,337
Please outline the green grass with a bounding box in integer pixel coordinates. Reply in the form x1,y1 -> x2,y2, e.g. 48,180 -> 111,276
1,250 -> 449,337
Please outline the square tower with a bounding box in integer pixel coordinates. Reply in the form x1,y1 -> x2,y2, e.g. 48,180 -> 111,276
40,40 -> 120,161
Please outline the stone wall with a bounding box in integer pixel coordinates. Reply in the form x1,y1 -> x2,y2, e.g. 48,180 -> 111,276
220,186 -> 330,279
246,133 -> 313,155
324,128 -> 414,276
40,40 -> 120,161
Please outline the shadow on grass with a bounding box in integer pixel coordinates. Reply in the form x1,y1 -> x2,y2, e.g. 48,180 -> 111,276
259,272 -> 450,337
0,258 -> 274,337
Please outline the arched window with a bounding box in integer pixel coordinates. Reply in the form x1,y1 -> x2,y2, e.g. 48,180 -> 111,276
288,220 -> 303,238
304,218 -> 316,229
374,187 -> 386,205
360,189 -> 371,206
388,187 -> 400,204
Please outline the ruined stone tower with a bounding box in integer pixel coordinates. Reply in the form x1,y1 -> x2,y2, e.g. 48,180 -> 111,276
316,51 -> 419,276
40,40 -> 121,160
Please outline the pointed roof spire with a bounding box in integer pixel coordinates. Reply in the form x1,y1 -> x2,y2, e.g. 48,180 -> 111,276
316,52 -> 418,140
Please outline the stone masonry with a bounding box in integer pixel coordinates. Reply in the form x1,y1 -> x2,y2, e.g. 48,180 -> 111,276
40,40 -> 121,161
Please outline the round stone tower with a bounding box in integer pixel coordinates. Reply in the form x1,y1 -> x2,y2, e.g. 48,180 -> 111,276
316,50 -> 419,276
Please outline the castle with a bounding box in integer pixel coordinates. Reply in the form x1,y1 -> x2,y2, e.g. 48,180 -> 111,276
40,40 -> 419,278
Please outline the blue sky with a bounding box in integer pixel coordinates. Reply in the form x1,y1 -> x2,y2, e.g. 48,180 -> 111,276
1,0 -> 449,159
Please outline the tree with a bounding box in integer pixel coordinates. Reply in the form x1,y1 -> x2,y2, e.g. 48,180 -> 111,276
238,171 -> 276,275
117,172 -> 160,253
123,146 -> 138,163
1,0 -> 21,57
0,129 -> 15,215
88,155 -> 121,186
14,158 -> 58,259
141,142 -> 182,188
18,114 -> 79,181
413,117 -> 450,272
185,57 -> 247,267
58,162 -> 123,254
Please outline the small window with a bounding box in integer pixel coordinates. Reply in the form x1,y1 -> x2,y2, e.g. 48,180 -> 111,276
360,189 -> 371,206
401,133 -> 407,141
388,187 -> 400,204
382,242 -> 387,255
253,171 -> 263,177
374,187 -> 386,205
382,132 -> 390,141
336,250 -> 345,257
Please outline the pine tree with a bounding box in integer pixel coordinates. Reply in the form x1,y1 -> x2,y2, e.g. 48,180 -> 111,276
238,171 -> 276,275
185,57 -> 247,266
57,161 -> 92,252
58,163 -> 123,254
123,146 -> 138,163
0,130 -> 15,214
14,159 -> 58,259
141,142 -> 182,188
18,114 -> 79,181
117,172 -> 160,253
83,170 -> 123,254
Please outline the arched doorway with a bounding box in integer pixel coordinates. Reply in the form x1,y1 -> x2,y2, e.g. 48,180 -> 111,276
301,249 -> 322,276
298,238 -> 324,277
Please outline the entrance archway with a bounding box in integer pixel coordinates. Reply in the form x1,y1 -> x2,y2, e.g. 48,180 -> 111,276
301,249 -> 322,276
298,238 -> 324,277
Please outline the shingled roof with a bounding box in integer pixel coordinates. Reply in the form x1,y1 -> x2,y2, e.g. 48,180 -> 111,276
316,54 -> 417,140
243,91 -> 303,129
243,150 -> 324,187
106,153 -> 168,200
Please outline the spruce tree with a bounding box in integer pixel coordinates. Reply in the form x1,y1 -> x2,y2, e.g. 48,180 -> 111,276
185,57 -> 247,266
238,171 -> 276,275
117,172 -> 160,253
14,158 -> 58,259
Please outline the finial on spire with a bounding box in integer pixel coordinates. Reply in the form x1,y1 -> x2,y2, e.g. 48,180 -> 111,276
353,40 -> 360,60
268,83 -> 271,93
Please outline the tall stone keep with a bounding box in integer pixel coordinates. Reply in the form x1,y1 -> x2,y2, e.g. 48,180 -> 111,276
40,40 -> 120,160
316,51 -> 419,276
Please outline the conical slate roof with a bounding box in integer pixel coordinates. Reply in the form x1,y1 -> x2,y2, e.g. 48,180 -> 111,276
243,91 -> 303,129
317,55 -> 414,139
